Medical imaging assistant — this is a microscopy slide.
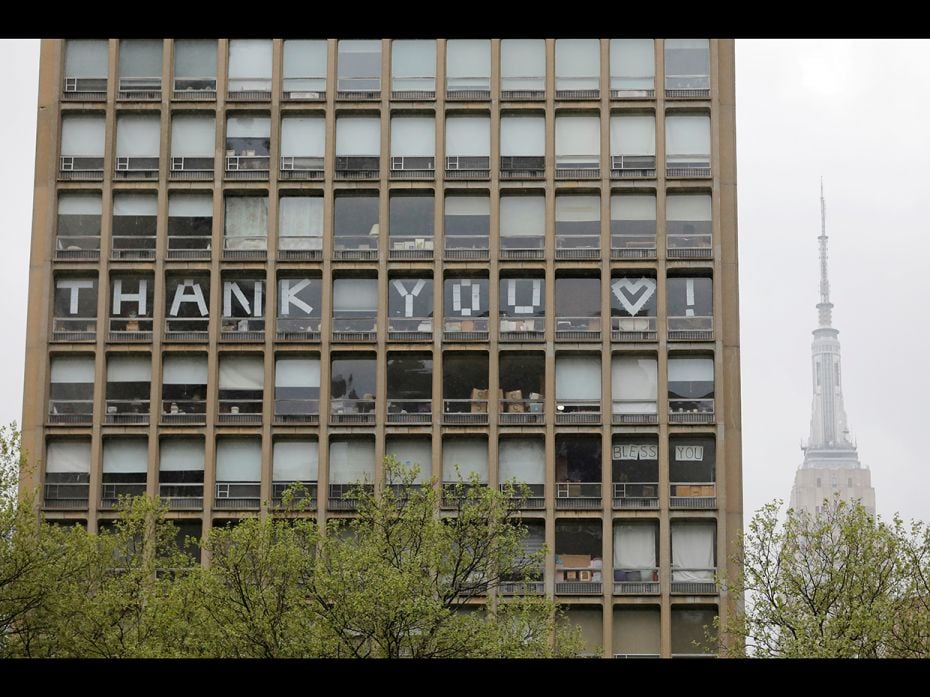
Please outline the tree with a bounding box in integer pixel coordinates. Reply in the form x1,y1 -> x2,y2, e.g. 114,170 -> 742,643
719,497 -> 930,658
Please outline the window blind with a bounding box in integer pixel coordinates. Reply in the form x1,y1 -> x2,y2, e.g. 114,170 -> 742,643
501,39 -> 545,90
174,40 -> 217,78
500,116 -> 544,156
609,39 -> 655,88
224,197 -> 268,237
611,357 -> 657,403
555,116 -> 600,157
119,40 -> 162,77
171,115 -> 215,157
611,194 -> 656,221
336,116 -> 381,156
610,115 -> 656,156
215,438 -> 261,481
391,116 -> 435,157
386,438 -> 431,482
168,193 -> 212,218
500,196 -> 545,237
64,40 -> 108,77
442,438 -> 488,481
445,116 -> 490,156
281,116 -> 325,157
46,440 -> 91,473
226,115 -> 270,138
555,39 -> 600,88
279,197 -> 323,237
159,438 -> 205,472
113,193 -> 157,216
499,438 -> 544,484
50,356 -> 94,383
666,193 -> 711,221
162,356 -> 207,384
228,40 -> 273,80
61,115 -> 105,157
107,356 -> 151,382
555,356 -> 601,400
666,115 -> 711,155
219,356 -> 264,390
103,438 -> 148,473
329,439 -> 375,484
59,193 -> 102,215
273,440 -> 319,481
275,358 -> 320,388
555,195 -> 599,222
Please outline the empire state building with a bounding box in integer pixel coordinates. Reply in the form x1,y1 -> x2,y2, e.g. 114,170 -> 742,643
790,184 -> 875,516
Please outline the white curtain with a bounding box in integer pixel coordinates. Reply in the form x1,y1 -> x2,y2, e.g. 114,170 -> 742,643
103,438 -> 148,473
336,116 -> 380,156
501,39 -> 545,89
169,193 -> 212,218
107,356 -> 151,382
159,438 -> 205,472
65,40 -> 108,77
614,524 -> 656,569
280,116 -> 325,157
59,192 -> 101,215
275,358 -> 320,388
611,193 -> 656,221
391,40 -> 435,78
500,116 -> 544,156
556,357 -> 601,400
672,523 -> 715,581
174,40 -> 216,78
666,114 -> 711,155
283,40 -> 327,78
46,440 -> 91,473
385,438 -> 431,482
226,115 -> 270,138
611,357 -> 657,412
332,279 -> 377,312
279,197 -> 323,237
445,195 -> 489,217
446,40 -> 490,82
555,39 -> 600,86
119,40 -> 162,76
228,40 -> 272,79
215,438 -> 261,481
442,439 -> 488,481
219,356 -> 264,390
610,115 -> 655,156
500,196 -> 545,237
498,439 -> 544,484
391,116 -> 435,157
273,440 -> 319,481
555,195 -> 599,222
329,439 -> 375,484
61,115 -> 105,157
668,357 -> 714,383
225,197 -> 268,238
667,193 -> 711,221
50,356 -> 94,383
609,39 -> 655,86
162,356 -> 207,384
555,116 -> 599,157
445,116 -> 489,156
171,115 -> 215,157
113,193 -> 157,216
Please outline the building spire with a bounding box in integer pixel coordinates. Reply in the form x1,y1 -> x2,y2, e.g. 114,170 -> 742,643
817,178 -> 833,327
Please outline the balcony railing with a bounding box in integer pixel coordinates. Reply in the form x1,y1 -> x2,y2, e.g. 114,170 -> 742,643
51,318 -> 96,342
330,399 -> 376,426
225,155 -> 270,180
331,317 -> 377,343
273,399 -> 320,425
611,316 -> 657,342
555,77 -> 599,100
47,401 -> 93,425
444,156 -> 490,180
63,76 -> 107,100
443,238 -> 489,261
328,483 -> 374,510
499,240 -> 544,261
217,400 -> 263,425
555,481 -> 602,509
220,318 -> 265,342
277,240 -> 323,261
666,155 -> 711,179
500,156 -> 545,180
668,316 -> 714,341
446,79 -> 490,100
441,482 -> 487,508
499,398 -> 544,425
390,156 -> 435,180
670,569 -> 717,595
386,399 -> 432,425
159,483 -> 204,511
611,404 -> 658,425
498,580 -> 545,595
167,235 -> 212,260
55,238 -> 100,261
555,401 -> 601,425
114,156 -> 159,180
669,399 -> 715,424
282,78 -> 326,101
610,229 -> 657,259
271,481 -> 318,509
104,400 -> 150,425
108,317 -> 153,343
117,76 -> 161,100
164,319 -> 209,343
665,75 -> 711,99
499,317 -> 544,342
161,399 -> 206,425
442,399 -> 488,425
334,156 -> 380,180
614,653 -> 661,659
555,156 -> 599,179
501,78 -> 545,100
391,77 -> 435,100
173,77 -> 217,100
279,155 -> 324,180
333,236 -> 379,260
388,236 -> 434,260
499,482 -> 545,509
222,238 -> 267,261
170,156 -> 214,181
275,318 -> 322,342
612,482 -> 659,509
613,568 -> 660,594
610,78 -> 655,100
387,318 -> 433,342
336,77 -> 381,100
100,480 -> 147,509
443,318 -> 489,342
555,316 -> 601,342
43,481 -> 90,510
555,236 -> 601,260
214,482 -> 261,510
227,79 -> 272,100
59,157 -> 104,181
610,154 -> 656,178
670,482 -> 717,509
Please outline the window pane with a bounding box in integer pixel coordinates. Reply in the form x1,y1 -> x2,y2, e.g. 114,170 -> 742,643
119,40 -> 162,77
500,116 -> 544,156
610,39 -> 655,92
501,39 -> 545,91
555,39 -> 600,91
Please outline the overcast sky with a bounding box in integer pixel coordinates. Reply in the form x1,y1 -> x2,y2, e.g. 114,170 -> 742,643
1,39 -> 927,525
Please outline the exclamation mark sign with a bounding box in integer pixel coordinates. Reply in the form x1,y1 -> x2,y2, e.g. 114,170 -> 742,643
685,279 -> 695,317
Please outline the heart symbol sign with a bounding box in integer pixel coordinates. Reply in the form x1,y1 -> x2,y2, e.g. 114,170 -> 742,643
611,277 -> 656,316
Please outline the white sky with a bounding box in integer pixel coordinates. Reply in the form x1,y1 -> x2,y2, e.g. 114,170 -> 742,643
0,39 -> 927,525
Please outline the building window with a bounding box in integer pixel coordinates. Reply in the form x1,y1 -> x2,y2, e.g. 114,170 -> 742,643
670,436 -> 716,508
500,275 -> 545,339
173,39 -> 217,96
391,40 -> 435,98
278,196 -> 323,258
159,437 -> 205,509
556,357 -> 601,422
388,194 -> 434,259
555,39 -> 600,98
667,193 -> 712,257
555,436 -> 602,506
333,193 -> 379,258
337,40 -> 381,97
612,436 -> 659,508
610,274 -> 657,340
218,355 -> 264,423
63,40 -> 107,98
501,39 -> 545,98
225,114 -> 270,177
445,39 -> 490,98
613,608 -> 660,658
164,275 -> 210,339
442,436 -> 488,487
443,353 -> 488,425
500,114 -> 545,178
665,39 -> 710,96
610,193 -> 656,257
332,278 -> 377,338
329,438 -> 376,508
112,193 -> 157,259
101,438 -> 148,506
667,276 -> 713,340
445,115 -> 490,178
555,114 -> 600,177
555,276 -> 601,338
105,355 -> 150,424
53,275 -> 97,341
387,353 -> 432,423
227,39 -> 272,97
272,439 -> 318,506
330,355 -> 376,424
56,192 -> 101,260
115,114 -> 160,179
170,114 -> 215,179
109,274 -> 153,340
118,39 -> 162,98
48,356 -> 94,425
444,194 -> 489,257
671,607 -> 718,657
221,275 -> 265,339
161,355 -> 207,423
277,274 -> 321,339
500,194 -> 545,259
224,196 -> 268,258
60,114 -> 105,179
385,437 -> 432,488
280,115 -> 325,178
282,40 -> 326,99
390,115 -> 435,178
499,352 -> 545,424
614,522 -> 659,590
443,276 -> 489,339
44,439 -> 91,509
500,438 -> 545,501
335,116 -> 381,178
671,523 -> 716,587
555,194 -> 600,258
668,356 -> 715,419
167,194 -> 212,259
609,39 -> 655,98
612,355 -> 658,423
609,113 -> 656,177
555,521 -> 603,593
388,277 -> 433,337
274,357 -> 320,424
215,438 -> 261,510
665,113 -> 711,177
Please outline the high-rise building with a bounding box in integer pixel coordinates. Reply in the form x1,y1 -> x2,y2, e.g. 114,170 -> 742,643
790,185 -> 874,517
22,38 -> 741,657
